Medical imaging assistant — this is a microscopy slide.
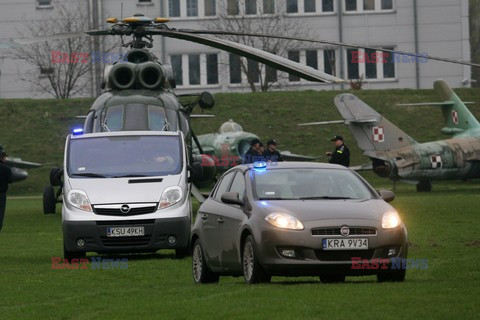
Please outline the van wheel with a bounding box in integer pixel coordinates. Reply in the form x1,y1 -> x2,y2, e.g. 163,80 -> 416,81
242,235 -> 271,284
63,245 -> 86,263
192,239 -> 219,283
175,247 -> 189,259
43,186 -> 56,214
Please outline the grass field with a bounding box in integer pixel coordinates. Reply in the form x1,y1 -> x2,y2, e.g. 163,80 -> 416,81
1,178 -> 479,319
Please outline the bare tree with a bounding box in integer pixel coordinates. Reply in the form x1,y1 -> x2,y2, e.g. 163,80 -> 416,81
9,0 -> 111,98
204,0 -> 315,92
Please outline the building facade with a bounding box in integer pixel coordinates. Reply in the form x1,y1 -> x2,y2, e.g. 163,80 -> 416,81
0,0 -> 472,98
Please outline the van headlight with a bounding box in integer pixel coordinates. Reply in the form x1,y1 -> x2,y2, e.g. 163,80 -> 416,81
158,186 -> 183,209
382,211 -> 401,229
265,213 -> 304,230
67,190 -> 92,212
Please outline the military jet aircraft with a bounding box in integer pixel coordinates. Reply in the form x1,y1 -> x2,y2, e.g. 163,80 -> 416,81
193,119 -> 317,174
0,146 -> 41,183
300,80 -> 480,191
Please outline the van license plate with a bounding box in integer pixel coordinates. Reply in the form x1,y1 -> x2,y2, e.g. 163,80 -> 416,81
107,227 -> 145,237
322,238 -> 368,250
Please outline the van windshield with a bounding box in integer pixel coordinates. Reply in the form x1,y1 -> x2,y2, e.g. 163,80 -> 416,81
67,135 -> 182,178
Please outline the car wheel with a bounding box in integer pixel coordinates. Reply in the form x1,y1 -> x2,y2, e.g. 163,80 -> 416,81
43,185 -> 56,214
242,235 -> 271,284
63,245 -> 86,263
377,269 -> 406,282
320,275 -> 346,284
192,239 -> 219,284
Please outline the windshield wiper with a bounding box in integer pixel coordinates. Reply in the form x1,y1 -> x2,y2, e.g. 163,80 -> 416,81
258,197 -> 296,200
297,196 -> 356,200
111,174 -> 149,178
71,172 -> 108,178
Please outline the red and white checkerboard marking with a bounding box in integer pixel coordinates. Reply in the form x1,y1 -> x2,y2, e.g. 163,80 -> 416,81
373,127 -> 384,143
452,110 -> 459,125
430,155 -> 442,169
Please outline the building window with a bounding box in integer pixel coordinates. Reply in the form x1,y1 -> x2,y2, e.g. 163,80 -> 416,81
323,0 -> 334,12
245,0 -> 257,14
288,51 -> 301,82
170,53 -> 219,87
228,0 -> 239,15
383,48 -> 395,79
306,50 -> 318,69
286,0 -> 298,13
37,0 -> 51,5
304,0 -> 316,13
324,50 -> 336,76
247,60 -> 260,83
365,48 -> 377,79
170,55 -> 183,86
345,0 -> 357,11
363,0 -> 375,11
205,0 -> 216,16
206,54 -> 218,84
266,65 -> 277,82
189,55 -> 200,85
263,0 -> 275,14
138,0 -> 152,3
347,49 -> 360,79
229,54 -> 242,84
346,48 -> 396,80
186,0 -> 198,16
169,0 -> 181,17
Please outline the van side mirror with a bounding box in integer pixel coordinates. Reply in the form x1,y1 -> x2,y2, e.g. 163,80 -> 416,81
188,163 -> 203,183
378,190 -> 395,203
221,192 -> 244,206
50,167 -> 63,187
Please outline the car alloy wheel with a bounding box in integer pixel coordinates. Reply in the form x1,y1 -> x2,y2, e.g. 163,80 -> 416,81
242,235 -> 270,284
192,239 -> 219,284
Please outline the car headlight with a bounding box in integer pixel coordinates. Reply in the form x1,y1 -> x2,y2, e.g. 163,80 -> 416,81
265,213 -> 304,230
382,211 -> 401,229
158,186 -> 183,209
67,190 -> 92,212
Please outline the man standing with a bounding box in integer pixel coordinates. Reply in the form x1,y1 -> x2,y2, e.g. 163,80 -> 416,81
264,139 -> 283,163
0,147 -> 13,233
243,138 -> 262,164
326,135 -> 350,167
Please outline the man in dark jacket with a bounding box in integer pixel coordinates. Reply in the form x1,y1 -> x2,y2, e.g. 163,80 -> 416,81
326,135 -> 350,167
0,147 -> 13,232
243,138 -> 262,164
264,139 -> 283,163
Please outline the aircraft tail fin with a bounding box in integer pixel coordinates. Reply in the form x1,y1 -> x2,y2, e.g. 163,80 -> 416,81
334,94 -> 416,156
433,80 -> 480,134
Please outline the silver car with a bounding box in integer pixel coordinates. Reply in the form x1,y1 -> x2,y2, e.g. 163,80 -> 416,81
191,162 -> 408,284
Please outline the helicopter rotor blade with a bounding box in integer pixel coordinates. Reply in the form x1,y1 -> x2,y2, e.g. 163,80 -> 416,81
150,29 -> 344,83
0,32 -> 88,49
179,30 -> 480,68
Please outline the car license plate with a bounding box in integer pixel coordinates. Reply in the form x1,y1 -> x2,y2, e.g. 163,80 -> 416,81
322,238 -> 368,250
107,226 -> 145,237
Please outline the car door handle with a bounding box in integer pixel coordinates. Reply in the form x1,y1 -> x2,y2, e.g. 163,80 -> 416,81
217,218 -> 224,224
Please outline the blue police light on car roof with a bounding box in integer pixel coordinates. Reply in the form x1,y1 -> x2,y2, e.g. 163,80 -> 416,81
253,161 -> 267,172
72,128 -> 84,136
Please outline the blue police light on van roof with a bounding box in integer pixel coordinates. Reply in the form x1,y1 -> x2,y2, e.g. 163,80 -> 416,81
72,128 -> 84,136
253,161 -> 267,172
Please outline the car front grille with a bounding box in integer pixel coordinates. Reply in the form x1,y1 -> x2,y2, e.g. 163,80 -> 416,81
93,205 -> 157,216
100,235 -> 152,247
315,249 -> 374,261
311,227 -> 377,236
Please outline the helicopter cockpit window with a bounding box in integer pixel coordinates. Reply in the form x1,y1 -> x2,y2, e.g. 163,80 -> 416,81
148,105 -> 167,131
124,103 -> 148,130
105,105 -> 124,131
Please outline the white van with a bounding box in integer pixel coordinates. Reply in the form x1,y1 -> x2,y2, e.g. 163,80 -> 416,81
61,130 -> 192,260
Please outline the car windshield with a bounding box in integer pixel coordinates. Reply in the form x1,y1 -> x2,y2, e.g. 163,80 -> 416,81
252,168 -> 374,200
67,135 -> 182,178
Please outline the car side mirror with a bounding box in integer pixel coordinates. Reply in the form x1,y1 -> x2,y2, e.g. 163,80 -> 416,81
378,190 -> 395,203
221,192 -> 244,206
50,167 -> 63,187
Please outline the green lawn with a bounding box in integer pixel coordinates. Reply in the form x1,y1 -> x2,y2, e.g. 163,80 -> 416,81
1,181 -> 479,319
